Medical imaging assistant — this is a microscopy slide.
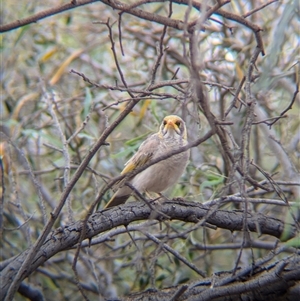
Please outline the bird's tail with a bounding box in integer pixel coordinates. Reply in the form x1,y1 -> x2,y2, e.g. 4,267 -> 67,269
104,193 -> 130,208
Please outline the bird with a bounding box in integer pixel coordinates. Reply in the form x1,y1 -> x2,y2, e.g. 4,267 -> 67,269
104,115 -> 190,208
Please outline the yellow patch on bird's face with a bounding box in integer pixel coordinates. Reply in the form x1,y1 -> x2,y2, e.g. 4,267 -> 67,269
161,115 -> 187,138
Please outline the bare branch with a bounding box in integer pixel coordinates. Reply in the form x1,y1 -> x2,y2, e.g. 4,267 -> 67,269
1,200 -> 297,299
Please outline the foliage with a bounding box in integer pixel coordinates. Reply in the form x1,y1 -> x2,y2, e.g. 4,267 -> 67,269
1,0 -> 299,300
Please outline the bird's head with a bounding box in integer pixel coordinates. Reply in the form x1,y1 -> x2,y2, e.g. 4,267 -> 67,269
159,115 -> 188,140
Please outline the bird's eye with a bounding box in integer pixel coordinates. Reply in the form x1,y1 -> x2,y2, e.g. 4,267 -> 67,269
163,120 -> 167,125
175,121 -> 181,127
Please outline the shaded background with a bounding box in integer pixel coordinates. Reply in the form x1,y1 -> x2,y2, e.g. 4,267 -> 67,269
1,0 -> 299,300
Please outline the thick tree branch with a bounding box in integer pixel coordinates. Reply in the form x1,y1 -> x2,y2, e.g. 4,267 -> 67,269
1,0 -> 265,55
123,255 -> 300,301
0,200 -> 297,299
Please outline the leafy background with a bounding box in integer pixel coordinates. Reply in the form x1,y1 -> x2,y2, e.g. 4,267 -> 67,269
1,0 -> 299,300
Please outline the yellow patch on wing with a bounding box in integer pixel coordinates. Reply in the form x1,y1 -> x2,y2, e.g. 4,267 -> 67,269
121,153 -> 152,174
121,161 -> 136,174
120,134 -> 161,175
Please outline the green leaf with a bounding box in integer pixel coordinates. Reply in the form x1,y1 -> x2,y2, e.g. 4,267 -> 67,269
77,132 -> 96,140
200,171 -> 224,191
111,145 -> 137,159
125,132 -> 151,146
284,237 -> 300,248
83,87 -> 92,117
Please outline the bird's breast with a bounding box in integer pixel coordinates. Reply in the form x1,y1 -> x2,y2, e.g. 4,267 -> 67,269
131,142 -> 189,193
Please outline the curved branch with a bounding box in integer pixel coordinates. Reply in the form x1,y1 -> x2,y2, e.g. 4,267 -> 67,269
0,0 -> 184,33
124,256 -> 300,301
0,0 -> 98,32
1,0 -> 265,55
0,200 -> 297,299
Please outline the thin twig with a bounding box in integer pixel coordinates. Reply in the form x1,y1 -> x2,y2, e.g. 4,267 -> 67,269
224,76 -> 246,118
149,0 -> 172,85
243,0 -> 279,18
268,86 -> 299,127
252,114 -> 287,125
142,231 -> 206,277
46,92 -> 73,222
105,19 -> 134,98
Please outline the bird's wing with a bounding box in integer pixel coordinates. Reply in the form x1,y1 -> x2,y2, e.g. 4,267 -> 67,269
121,134 -> 161,175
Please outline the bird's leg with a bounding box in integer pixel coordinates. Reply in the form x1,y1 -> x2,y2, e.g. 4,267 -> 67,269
145,192 -> 170,231
145,191 -> 167,203
158,192 -> 170,201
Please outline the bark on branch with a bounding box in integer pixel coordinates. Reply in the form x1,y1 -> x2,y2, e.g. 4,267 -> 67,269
0,199 -> 297,299
124,255 -> 300,301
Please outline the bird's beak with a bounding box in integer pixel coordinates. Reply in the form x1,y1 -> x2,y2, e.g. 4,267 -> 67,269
164,120 -> 180,135
165,120 -> 175,130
